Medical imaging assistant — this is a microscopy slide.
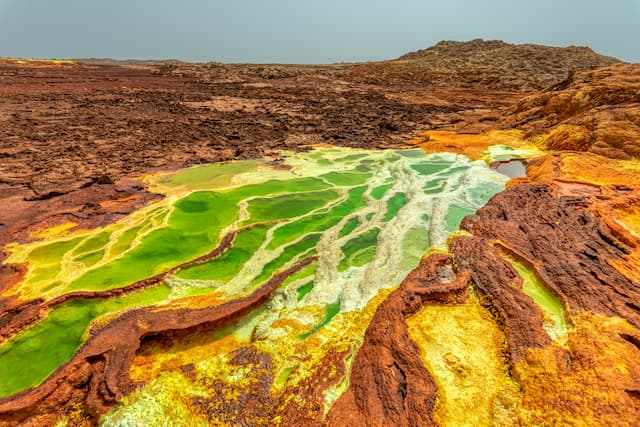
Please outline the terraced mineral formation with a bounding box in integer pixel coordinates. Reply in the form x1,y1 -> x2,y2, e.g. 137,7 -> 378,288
327,149 -> 640,426
2,130 -> 638,426
0,145 -> 511,425
1,49 -> 638,426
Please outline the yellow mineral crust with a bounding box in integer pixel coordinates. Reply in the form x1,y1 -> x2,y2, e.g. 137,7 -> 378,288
406,291 -> 523,427
514,312 -> 640,426
527,151 -> 640,189
410,129 -> 542,161
117,288 -> 393,425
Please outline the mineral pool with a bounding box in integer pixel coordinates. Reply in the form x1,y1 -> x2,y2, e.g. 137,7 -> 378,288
1,146 -> 513,410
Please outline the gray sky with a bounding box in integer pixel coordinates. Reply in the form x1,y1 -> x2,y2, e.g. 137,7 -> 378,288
1,0 -> 638,63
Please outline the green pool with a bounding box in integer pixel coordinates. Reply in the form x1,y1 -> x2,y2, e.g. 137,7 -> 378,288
0,146 -> 509,398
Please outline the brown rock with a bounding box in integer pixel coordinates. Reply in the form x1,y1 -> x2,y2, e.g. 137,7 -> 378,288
501,63 -> 640,159
458,181 -> 640,327
349,39 -> 620,91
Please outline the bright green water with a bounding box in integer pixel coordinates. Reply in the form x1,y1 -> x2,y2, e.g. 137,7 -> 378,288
384,193 -> 407,222
280,263 -> 317,292
0,285 -> 170,398
296,281 -> 315,301
0,146 -> 510,398
338,228 -> 380,272
339,217 -> 361,238
370,182 -> 394,200
266,186 -> 368,250
243,189 -> 340,225
176,225 -> 272,282
300,299 -> 342,340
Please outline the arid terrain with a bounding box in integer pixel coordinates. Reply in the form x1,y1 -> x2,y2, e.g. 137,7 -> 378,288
0,40 -> 628,245
0,40 -> 639,426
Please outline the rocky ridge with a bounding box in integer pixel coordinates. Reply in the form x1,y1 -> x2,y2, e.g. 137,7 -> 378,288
348,39 -> 621,90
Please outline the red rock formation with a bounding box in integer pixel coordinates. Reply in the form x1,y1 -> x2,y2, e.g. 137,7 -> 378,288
451,236 -> 551,362
458,180 -> 640,329
327,254 -> 469,427
445,152 -> 640,423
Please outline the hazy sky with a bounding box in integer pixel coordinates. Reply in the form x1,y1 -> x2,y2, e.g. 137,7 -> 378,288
1,0 -> 638,63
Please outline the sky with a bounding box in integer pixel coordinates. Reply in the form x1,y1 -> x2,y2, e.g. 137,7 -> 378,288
0,0 -> 638,63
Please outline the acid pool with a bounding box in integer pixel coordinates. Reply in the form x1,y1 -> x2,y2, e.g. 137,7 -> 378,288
1,146 -> 510,400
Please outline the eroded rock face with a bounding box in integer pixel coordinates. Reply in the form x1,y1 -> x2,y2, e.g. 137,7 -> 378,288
502,63 -> 640,159
333,152 -> 640,425
450,152 -> 640,424
458,181 -> 640,327
451,236 -> 551,362
327,254 -> 469,427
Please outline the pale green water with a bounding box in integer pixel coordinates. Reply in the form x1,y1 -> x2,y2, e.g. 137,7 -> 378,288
502,252 -> 568,343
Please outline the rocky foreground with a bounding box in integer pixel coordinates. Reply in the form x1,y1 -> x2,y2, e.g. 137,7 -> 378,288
0,40 -> 639,425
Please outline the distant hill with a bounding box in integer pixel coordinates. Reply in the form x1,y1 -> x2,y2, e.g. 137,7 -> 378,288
76,40 -> 622,92
348,39 -> 622,91
75,58 -> 183,66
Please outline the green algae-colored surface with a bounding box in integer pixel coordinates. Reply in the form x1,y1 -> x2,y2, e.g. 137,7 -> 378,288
244,189 -> 340,224
319,171 -> 371,187
401,227 -> 431,270
370,182 -> 394,200
300,299 -> 342,339
296,281 -> 315,301
501,251 -> 568,343
1,146 -> 511,399
384,193 -> 407,222
339,217 -> 361,238
411,161 -> 453,176
280,262 -> 316,291
0,284 -> 170,398
176,224 -> 272,282
152,160 -> 257,191
266,185 -> 368,249
445,205 -> 476,233
338,228 -> 380,272
251,233 -> 321,287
